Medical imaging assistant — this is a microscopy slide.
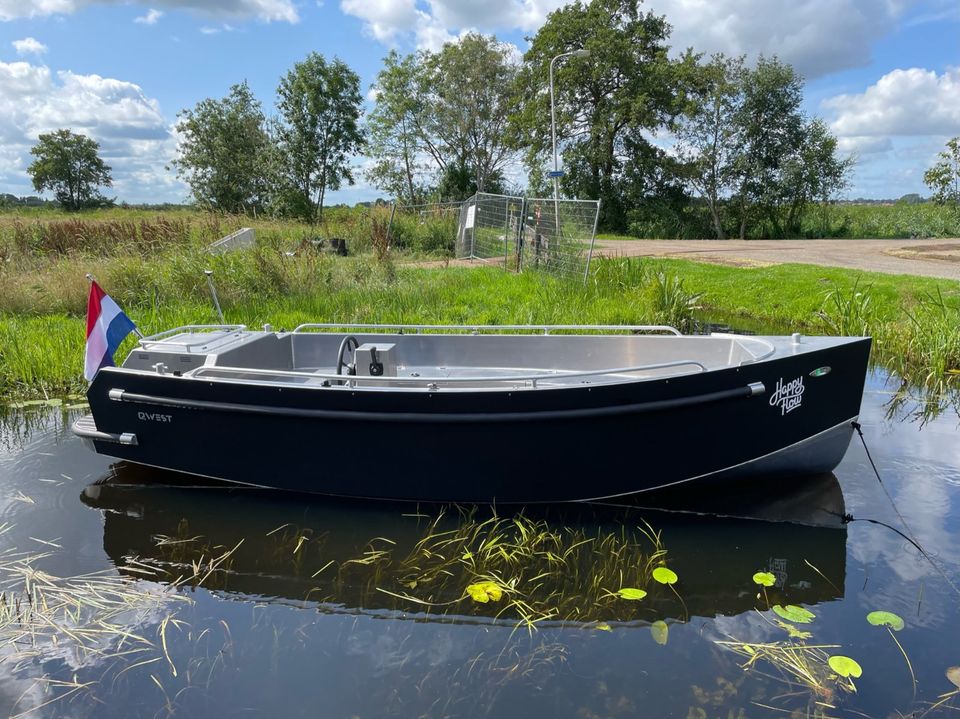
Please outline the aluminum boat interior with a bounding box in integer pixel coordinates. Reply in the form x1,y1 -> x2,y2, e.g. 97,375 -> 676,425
118,323 -> 854,392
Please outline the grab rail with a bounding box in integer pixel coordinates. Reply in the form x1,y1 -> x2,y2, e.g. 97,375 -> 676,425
291,322 -> 682,336
106,381 -> 765,423
187,359 -> 707,388
139,325 -> 247,343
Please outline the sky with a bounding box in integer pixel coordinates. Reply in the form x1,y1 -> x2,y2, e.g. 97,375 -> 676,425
0,0 -> 958,204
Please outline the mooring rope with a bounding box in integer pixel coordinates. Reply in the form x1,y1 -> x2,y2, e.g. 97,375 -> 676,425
848,421 -> 960,599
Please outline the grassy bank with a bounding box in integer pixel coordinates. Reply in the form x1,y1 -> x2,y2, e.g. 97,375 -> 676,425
618,201 -> 960,240
2,241 -> 959,399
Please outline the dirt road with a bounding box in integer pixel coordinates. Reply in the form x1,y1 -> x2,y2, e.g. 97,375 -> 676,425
592,238 -> 960,280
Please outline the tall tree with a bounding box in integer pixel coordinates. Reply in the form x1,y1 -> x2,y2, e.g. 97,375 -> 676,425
274,53 -> 365,222
365,51 -> 429,205
27,129 -> 112,211
729,57 -> 850,238
781,119 -> 852,234
924,137 -> 960,205
674,54 -> 745,239
510,0 -> 687,230
421,34 -> 519,194
732,56 -> 807,237
172,82 -> 270,214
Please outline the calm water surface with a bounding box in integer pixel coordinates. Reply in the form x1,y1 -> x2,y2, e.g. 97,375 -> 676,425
1,370 -> 959,718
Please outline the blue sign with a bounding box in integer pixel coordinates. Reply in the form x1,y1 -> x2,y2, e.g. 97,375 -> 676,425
547,170 -> 565,178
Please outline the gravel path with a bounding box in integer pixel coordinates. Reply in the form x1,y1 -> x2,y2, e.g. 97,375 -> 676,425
592,238 -> 960,280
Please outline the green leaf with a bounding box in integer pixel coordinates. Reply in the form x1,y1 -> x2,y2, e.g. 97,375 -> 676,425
772,604 -> 816,624
652,567 -> 678,585
650,620 -> 668,645
752,571 -> 776,587
947,666 -> 960,690
828,655 -> 862,678
616,587 -> 647,600
465,581 -> 502,603
866,610 -> 904,631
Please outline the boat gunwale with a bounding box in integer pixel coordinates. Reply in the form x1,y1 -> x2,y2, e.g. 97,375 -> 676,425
183,357 -> 711,390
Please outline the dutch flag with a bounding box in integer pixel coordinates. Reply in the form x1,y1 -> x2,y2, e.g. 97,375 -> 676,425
84,280 -> 137,381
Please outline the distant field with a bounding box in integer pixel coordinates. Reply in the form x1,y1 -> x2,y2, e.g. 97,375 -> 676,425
620,201 -> 960,240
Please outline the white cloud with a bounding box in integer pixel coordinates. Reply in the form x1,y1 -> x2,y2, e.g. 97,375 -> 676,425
12,37 -> 48,55
837,136 -> 894,156
0,59 -> 183,203
826,67 -> 960,137
340,0 -> 419,43
342,0 -> 915,80
643,0 -> 917,79
134,7 -> 163,24
0,0 -> 298,23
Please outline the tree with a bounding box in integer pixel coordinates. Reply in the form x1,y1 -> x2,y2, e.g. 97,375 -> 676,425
729,58 -> 851,238
781,119 -> 852,234
27,129 -> 112,210
365,51 -> 430,205
172,82 -> 271,215
924,137 -> 960,204
674,54 -> 745,239
732,57 -> 807,237
510,0 -> 694,230
421,34 -> 519,194
274,53 -> 365,223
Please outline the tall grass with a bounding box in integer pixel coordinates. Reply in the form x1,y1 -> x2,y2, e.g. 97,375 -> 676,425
625,201 -> 960,240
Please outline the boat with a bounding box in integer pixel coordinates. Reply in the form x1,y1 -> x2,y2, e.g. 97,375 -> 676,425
73,322 -> 871,502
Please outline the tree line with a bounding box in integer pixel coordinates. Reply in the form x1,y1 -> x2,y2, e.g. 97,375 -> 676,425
22,0 -> 960,236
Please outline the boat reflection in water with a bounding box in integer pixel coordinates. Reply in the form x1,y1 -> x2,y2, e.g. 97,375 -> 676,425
81,464 -> 847,625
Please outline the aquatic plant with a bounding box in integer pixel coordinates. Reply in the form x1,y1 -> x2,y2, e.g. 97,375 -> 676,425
828,654 -> 863,691
650,620 -> 668,646
0,546 -> 193,715
866,609 -> 916,697
773,604 -> 816,624
715,639 -> 852,702
819,280 -> 875,337
644,270 -> 704,333
752,571 -> 776,609
310,509 -> 676,630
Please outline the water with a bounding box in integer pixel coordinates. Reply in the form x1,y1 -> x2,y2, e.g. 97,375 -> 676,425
1,371 -> 959,718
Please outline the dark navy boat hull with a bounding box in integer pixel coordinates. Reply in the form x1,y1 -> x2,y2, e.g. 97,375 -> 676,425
78,338 -> 871,502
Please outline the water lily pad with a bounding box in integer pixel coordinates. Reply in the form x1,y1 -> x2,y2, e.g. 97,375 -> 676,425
752,571 -> 776,587
946,666 -> 960,689
828,655 -> 862,678
866,610 -> 904,631
652,567 -> 678,585
650,620 -> 668,645
772,604 -> 816,624
616,587 -> 647,600
466,581 -> 502,603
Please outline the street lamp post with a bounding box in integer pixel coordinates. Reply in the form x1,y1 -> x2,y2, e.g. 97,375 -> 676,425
549,48 -> 590,235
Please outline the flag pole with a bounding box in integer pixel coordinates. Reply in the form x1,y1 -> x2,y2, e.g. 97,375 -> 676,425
86,273 -> 144,339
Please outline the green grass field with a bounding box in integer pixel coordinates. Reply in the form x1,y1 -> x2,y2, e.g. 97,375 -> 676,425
1,207 -> 958,399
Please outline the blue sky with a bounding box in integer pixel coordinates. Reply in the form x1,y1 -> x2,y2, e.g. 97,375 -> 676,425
0,0 -> 958,204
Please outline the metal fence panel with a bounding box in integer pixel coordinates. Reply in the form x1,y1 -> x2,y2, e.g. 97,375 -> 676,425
456,192 -> 600,281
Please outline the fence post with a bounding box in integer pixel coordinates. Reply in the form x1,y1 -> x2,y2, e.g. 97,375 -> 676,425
516,198 -> 526,273
583,198 -> 601,284
386,201 -> 397,249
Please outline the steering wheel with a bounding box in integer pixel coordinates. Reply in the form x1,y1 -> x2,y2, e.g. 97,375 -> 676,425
336,336 -> 359,376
